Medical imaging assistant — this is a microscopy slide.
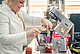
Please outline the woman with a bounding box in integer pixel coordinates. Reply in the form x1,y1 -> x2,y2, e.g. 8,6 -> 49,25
0,0 -> 52,54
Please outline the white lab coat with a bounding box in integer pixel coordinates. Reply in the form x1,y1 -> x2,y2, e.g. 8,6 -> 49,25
0,3 -> 42,54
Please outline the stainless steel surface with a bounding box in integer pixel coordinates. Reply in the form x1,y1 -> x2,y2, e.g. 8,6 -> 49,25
53,38 -> 67,52
49,7 -> 74,38
48,7 -> 73,54
72,26 -> 74,41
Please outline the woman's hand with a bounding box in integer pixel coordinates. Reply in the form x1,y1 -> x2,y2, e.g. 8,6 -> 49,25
26,28 -> 41,38
41,18 -> 53,33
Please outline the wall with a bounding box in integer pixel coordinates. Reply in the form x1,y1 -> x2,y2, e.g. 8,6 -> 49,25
65,0 -> 80,14
28,0 -> 48,18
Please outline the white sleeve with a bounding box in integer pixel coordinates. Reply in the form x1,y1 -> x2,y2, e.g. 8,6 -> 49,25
0,13 -> 27,46
20,10 -> 42,26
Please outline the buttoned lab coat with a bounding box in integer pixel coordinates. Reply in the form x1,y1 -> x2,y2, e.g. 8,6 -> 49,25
0,3 -> 42,54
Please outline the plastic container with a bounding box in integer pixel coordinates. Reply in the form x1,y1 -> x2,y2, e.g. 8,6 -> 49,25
53,32 -> 60,37
65,34 -> 71,46
45,47 -> 52,53
25,47 -> 32,54
46,36 -> 50,43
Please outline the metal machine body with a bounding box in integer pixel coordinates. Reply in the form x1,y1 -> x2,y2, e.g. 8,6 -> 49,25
49,8 -> 74,53
53,38 -> 67,52
50,8 -> 74,38
37,8 -> 74,54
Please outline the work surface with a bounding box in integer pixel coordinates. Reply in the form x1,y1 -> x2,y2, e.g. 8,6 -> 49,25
22,38 -> 71,54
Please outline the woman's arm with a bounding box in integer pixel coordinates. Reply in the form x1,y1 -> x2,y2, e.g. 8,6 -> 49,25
0,13 -> 27,46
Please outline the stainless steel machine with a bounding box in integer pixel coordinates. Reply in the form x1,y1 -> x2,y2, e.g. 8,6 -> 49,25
49,7 -> 74,54
37,8 -> 74,54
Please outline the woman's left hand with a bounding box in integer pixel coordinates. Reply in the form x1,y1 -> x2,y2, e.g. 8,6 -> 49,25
41,18 -> 53,33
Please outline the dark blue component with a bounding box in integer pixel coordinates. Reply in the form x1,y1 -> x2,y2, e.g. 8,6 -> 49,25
43,40 -> 46,43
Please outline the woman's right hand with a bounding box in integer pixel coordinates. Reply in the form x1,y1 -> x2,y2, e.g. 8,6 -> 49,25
26,28 -> 41,38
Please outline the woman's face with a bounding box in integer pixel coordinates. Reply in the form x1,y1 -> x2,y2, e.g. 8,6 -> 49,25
10,0 -> 26,13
